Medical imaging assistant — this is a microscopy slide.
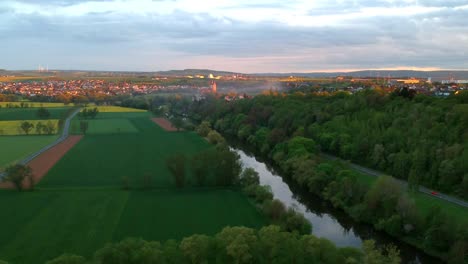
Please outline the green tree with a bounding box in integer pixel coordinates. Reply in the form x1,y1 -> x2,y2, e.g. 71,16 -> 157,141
20,121 -> 34,135
46,254 -> 87,264
171,117 -> 184,131
180,234 -> 213,263
239,168 -> 260,187
80,121 -> 89,135
216,227 -> 258,264
196,121 -> 211,137
88,107 -> 99,119
95,238 -> 163,264
35,121 -> 44,135
37,107 -> 51,119
207,130 -> 224,145
3,164 -> 33,191
44,120 -> 56,135
362,240 -> 400,264
213,146 -> 241,186
167,153 -> 186,188
191,153 -> 208,186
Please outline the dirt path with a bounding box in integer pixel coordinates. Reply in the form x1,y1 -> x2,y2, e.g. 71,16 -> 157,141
0,135 -> 82,189
151,118 -> 179,131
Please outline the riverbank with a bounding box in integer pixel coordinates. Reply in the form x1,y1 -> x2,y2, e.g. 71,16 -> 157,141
231,141 -> 444,264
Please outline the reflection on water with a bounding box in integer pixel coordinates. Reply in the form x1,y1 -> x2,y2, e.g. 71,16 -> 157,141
237,149 -> 362,247
234,148 -> 443,264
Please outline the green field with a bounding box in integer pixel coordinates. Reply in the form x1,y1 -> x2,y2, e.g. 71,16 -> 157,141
0,102 -> 68,108
70,118 -> 139,134
0,189 -> 264,264
82,106 -> 147,113
42,114 -> 208,188
0,110 -> 266,264
0,107 -> 71,121
0,135 -> 58,169
0,120 -> 59,135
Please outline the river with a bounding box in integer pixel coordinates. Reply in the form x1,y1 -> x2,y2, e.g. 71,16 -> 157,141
234,147 -> 443,264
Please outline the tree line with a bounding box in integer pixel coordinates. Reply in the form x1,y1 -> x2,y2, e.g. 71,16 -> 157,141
14,225 -> 399,264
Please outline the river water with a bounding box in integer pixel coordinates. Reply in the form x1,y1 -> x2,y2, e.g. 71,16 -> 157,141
234,147 -> 443,264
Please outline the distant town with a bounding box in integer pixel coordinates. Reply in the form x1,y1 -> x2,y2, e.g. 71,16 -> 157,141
0,70 -> 467,103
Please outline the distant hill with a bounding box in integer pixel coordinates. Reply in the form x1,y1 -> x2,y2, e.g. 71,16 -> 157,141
152,69 -> 238,76
254,70 -> 468,80
3,69 -> 468,80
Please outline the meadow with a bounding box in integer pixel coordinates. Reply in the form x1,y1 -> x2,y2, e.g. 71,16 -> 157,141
0,120 -> 59,135
81,105 -> 147,113
0,135 -> 58,169
42,114 -> 209,188
0,109 -> 266,264
0,107 -> 71,121
0,102 -> 68,108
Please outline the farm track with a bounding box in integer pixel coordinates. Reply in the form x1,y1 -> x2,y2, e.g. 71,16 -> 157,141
151,117 -> 178,131
0,108 -> 81,180
320,153 -> 468,209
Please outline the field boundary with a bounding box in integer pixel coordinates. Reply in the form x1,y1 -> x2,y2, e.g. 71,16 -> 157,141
151,117 -> 179,131
0,108 -> 81,179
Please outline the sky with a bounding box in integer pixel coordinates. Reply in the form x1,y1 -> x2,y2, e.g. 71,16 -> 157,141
1,0 -> 467,73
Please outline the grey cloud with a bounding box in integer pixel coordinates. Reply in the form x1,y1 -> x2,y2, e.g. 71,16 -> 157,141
1,0 -> 467,71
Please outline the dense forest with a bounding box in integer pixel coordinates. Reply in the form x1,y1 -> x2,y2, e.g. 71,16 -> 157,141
189,90 -> 468,198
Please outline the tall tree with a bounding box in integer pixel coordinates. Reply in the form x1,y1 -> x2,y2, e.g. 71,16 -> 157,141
20,121 -> 34,135
3,164 -> 33,191
166,153 -> 186,188
36,107 -> 51,119
80,121 -> 89,135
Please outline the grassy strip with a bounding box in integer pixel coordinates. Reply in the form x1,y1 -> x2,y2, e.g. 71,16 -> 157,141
0,107 -> 71,121
0,119 -> 59,135
0,135 -> 58,169
0,102 -> 68,108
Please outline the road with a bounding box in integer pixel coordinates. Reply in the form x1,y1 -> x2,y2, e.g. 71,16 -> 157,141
320,153 -> 468,209
0,108 -> 81,180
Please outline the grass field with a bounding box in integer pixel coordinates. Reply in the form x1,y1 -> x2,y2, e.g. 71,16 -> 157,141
70,118 -> 139,134
0,110 -> 266,264
0,120 -> 59,135
0,102 -> 68,108
41,116 -> 208,188
0,135 -> 58,169
0,107 -> 71,121
82,106 -> 147,113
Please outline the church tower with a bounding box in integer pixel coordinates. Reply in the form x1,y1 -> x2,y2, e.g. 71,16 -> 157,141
210,81 -> 217,93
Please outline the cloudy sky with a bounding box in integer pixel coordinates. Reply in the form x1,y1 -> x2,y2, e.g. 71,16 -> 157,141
1,0 -> 467,73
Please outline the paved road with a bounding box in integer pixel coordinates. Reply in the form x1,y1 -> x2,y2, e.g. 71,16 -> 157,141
321,153 -> 468,209
0,108 -> 81,180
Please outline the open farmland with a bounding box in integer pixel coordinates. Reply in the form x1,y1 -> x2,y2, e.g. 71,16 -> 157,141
0,120 -> 59,135
41,113 -> 208,188
0,102 -> 68,108
70,118 -> 139,134
0,135 -> 58,169
83,105 -> 147,113
0,108 -> 266,264
0,107 -> 71,121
